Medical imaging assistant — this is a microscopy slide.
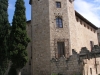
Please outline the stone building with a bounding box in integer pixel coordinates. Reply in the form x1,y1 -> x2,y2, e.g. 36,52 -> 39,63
21,0 -> 100,75
97,28 -> 100,46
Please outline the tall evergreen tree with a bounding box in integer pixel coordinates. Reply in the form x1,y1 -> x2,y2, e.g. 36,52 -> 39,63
0,0 -> 10,75
9,0 -> 30,74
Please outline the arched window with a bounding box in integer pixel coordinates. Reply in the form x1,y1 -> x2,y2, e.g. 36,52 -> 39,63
56,17 -> 63,28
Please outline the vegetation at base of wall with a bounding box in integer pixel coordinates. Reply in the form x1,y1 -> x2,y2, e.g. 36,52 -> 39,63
8,64 -> 17,75
52,73 -> 57,75
9,0 -> 30,71
58,73 -> 63,75
0,0 -> 10,75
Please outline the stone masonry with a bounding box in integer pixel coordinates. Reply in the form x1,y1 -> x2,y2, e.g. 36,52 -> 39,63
24,0 -> 100,75
97,28 -> 100,46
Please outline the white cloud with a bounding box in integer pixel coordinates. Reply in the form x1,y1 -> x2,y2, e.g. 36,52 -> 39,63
74,0 -> 100,27
94,0 -> 100,2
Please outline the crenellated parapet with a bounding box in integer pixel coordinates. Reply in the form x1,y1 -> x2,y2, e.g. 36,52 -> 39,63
79,45 -> 100,60
50,45 -> 100,75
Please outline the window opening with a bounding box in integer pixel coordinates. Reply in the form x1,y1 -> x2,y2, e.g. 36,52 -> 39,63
56,17 -> 63,28
57,42 -> 65,57
56,2 -> 61,8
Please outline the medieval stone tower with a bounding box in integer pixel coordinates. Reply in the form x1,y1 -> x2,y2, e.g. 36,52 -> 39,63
29,0 -> 100,75
31,0 -> 77,75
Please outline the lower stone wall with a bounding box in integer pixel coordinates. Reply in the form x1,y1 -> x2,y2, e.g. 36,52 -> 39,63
51,50 -> 83,75
51,46 -> 100,75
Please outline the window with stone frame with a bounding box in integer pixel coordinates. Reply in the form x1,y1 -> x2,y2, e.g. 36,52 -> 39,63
57,42 -> 65,58
56,17 -> 63,28
56,2 -> 61,8
54,39 -> 69,58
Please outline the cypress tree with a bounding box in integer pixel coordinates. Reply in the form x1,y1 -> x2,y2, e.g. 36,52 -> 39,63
9,0 -> 30,74
0,0 -> 10,75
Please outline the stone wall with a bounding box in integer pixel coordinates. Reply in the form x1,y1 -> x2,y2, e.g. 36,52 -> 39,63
75,16 -> 98,52
30,0 -> 99,75
51,50 -> 82,75
51,46 -> 100,75
49,0 -> 78,58
31,0 -> 51,75
97,28 -> 100,46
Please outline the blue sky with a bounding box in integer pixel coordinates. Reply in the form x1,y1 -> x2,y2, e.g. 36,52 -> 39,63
8,0 -> 31,24
8,0 -> 100,27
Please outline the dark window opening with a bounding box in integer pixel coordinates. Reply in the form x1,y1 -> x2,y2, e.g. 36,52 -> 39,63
31,46 -> 32,59
29,59 -> 31,65
80,20 -> 82,25
97,33 -> 99,36
88,26 -> 89,29
90,41 -> 94,50
76,18 -> 78,22
84,24 -> 86,27
57,42 -> 65,58
96,66 -> 98,74
91,28 -> 92,31
56,17 -> 63,28
90,68 -> 92,75
94,30 -> 96,33
56,2 -> 61,8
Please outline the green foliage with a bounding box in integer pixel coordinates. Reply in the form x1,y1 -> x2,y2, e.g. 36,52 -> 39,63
58,73 -> 63,75
8,64 -> 17,75
0,0 -> 10,75
9,0 -> 30,69
52,73 -> 57,75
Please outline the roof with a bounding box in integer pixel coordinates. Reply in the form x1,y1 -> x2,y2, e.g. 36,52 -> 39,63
75,11 -> 98,30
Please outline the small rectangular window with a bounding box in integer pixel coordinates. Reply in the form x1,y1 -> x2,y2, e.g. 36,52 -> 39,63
56,2 -> 61,8
90,41 -> 94,50
57,42 -> 65,58
84,24 -> 86,27
76,17 -> 78,22
80,20 -> 82,25
90,68 -> 92,75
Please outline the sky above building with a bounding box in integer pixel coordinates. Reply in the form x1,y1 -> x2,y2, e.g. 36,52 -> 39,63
8,0 -> 100,27
8,0 -> 31,24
